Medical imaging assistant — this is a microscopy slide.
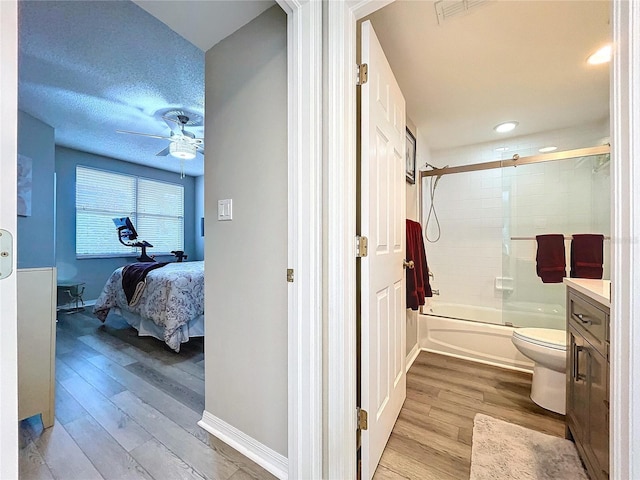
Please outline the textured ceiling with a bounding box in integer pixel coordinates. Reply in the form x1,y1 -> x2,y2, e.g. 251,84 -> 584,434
365,0 -> 611,153
18,0 -> 272,177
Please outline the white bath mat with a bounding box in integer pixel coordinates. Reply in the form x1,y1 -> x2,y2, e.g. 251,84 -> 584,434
469,414 -> 588,480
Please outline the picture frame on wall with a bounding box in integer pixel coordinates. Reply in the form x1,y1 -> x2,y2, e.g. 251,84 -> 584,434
405,128 -> 416,184
17,154 -> 33,216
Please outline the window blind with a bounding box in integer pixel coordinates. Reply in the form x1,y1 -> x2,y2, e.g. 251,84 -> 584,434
76,166 -> 184,257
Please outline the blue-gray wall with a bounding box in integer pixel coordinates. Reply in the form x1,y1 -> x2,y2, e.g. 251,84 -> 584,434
17,110 -> 56,269
194,175 -> 204,261
55,146 -> 197,300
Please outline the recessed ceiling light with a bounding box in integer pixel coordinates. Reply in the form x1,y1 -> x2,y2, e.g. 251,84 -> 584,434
587,45 -> 612,65
494,121 -> 518,133
495,146 -> 509,152
539,146 -> 558,153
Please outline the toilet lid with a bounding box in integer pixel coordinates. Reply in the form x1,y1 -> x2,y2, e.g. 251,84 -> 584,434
513,328 -> 567,351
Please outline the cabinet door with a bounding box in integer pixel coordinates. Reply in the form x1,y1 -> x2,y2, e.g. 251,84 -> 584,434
588,347 -> 609,478
567,326 -> 589,443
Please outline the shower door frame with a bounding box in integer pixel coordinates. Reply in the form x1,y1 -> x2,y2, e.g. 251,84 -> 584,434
420,144 -> 611,179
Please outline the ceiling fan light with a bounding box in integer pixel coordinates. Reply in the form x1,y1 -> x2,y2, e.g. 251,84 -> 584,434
169,141 -> 196,160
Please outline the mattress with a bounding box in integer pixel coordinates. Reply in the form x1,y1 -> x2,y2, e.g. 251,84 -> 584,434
93,261 -> 204,352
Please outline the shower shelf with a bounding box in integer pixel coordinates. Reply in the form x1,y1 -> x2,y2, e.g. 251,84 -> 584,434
494,277 -> 514,292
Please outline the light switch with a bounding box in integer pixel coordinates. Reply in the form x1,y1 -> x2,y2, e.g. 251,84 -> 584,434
218,199 -> 233,221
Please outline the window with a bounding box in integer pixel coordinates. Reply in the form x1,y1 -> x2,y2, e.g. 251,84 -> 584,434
76,166 -> 184,257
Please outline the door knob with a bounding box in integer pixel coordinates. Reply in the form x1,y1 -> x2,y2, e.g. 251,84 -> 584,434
403,260 -> 415,269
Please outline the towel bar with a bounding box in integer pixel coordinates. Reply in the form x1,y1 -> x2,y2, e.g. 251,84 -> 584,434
510,236 -> 611,241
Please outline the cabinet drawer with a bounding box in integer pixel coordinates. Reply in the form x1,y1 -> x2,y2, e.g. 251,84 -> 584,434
569,292 -> 607,355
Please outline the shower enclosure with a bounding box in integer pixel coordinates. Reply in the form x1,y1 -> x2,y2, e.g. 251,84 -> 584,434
420,144 -> 611,332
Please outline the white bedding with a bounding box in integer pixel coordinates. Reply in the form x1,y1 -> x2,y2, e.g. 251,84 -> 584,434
93,261 -> 204,351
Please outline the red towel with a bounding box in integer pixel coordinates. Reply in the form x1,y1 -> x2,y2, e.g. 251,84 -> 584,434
536,234 -> 566,283
571,234 -> 604,279
406,219 -> 432,310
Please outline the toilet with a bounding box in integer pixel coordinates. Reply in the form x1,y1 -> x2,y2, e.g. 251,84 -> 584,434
511,328 -> 567,414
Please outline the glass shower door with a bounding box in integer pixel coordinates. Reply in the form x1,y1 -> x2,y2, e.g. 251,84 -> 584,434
500,152 -> 610,329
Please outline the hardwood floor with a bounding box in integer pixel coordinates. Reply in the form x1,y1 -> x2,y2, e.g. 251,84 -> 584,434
19,311 -> 276,480
373,352 -> 566,480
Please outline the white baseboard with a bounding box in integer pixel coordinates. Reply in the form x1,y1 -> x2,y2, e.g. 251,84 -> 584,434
420,347 -> 533,374
198,410 -> 288,480
406,343 -> 421,371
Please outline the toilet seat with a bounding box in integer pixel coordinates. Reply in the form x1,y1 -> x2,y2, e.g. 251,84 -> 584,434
513,328 -> 566,351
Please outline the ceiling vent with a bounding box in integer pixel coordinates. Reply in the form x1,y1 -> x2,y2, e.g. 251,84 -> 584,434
434,0 -> 488,24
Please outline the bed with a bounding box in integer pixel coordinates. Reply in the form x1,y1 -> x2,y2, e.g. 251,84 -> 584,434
93,261 -> 204,352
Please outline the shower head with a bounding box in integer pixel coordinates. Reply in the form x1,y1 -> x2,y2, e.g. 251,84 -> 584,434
424,161 -> 440,170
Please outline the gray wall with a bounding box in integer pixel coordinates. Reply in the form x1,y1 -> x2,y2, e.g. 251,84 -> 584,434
55,146 -> 197,300
405,124 -> 434,357
204,6 -> 288,456
406,120 -> 419,356
17,110 -> 55,268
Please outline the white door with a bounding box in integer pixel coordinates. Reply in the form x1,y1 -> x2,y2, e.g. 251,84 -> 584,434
360,20 -> 407,480
0,0 -> 20,477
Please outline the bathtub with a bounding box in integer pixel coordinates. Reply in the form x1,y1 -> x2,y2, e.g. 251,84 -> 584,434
418,302 -> 565,372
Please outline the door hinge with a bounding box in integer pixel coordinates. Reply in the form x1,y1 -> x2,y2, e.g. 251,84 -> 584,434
287,268 -> 294,283
355,235 -> 368,258
356,63 -> 368,86
357,407 -> 368,431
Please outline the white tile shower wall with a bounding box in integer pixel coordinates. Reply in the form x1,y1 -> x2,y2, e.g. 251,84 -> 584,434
422,167 -> 503,314
423,121 -> 610,322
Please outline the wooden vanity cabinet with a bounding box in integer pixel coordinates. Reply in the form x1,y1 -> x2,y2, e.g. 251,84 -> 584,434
566,288 -> 609,480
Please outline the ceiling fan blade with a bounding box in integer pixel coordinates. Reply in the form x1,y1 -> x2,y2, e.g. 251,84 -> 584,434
196,145 -> 205,154
155,146 -> 171,156
116,130 -> 171,140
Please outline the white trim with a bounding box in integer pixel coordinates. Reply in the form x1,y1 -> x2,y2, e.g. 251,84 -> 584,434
325,1 -> 358,478
325,2 -> 398,478
198,411 -> 288,480
277,0 -> 323,479
611,1 -> 640,478
405,343 -> 421,371
420,348 -> 532,374
0,0 -> 19,477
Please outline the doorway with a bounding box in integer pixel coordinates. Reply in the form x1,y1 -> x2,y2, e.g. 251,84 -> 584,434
325,0 -> 640,478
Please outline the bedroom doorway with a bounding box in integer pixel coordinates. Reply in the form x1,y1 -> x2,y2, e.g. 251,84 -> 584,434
4,1 -> 322,478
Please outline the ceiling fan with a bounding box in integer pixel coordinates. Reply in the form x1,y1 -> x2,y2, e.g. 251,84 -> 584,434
117,112 -> 204,160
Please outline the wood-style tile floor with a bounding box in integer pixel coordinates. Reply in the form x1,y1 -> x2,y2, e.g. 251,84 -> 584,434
373,352 -> 566,480
21,312 -> 565,480
19,311 -> 276,480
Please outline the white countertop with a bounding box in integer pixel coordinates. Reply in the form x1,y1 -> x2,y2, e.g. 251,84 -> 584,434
563,278 -> 611,307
